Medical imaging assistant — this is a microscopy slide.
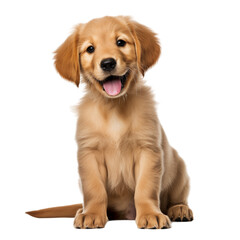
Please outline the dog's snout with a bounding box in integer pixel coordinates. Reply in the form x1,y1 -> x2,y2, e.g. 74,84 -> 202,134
100,58 -> 116,72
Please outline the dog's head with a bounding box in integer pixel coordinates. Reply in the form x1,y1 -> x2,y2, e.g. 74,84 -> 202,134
54,16 -> 160,98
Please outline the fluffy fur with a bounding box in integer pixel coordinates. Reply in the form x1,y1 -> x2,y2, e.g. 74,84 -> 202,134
26,16 -> 193,229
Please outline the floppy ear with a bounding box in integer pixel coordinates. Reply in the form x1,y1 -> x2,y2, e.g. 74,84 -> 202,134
54,25 -> 81,87
125,18 -> 161,75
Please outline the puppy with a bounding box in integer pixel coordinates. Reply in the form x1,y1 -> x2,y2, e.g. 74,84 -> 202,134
27,16 -> 193,229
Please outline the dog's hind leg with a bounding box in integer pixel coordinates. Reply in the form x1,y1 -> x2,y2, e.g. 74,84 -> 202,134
166,150 -> 194,222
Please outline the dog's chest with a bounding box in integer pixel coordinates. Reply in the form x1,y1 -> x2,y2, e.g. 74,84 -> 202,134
103,112 -> 136,190
104,144 -> 135,191
81,104 -> 136,190
93,107 -> 135,189
105,111 -> 128,142
91,106 -> 129,142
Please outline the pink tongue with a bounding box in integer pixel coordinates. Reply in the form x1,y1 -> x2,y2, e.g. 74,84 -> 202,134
103,79 -> 121,96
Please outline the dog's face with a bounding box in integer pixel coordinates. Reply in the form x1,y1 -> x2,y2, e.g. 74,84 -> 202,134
79,17 -> 137,98
54,16 -> 160,98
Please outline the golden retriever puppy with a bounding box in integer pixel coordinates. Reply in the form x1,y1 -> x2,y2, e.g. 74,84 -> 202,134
27,16 -> 193,229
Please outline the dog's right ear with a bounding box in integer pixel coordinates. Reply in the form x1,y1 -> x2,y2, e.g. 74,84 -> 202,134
54,25 -> 82,87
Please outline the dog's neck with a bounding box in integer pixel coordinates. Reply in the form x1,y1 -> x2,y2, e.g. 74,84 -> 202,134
81,77 -> 154,121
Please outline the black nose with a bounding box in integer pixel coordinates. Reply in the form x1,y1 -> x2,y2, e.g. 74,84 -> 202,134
100,58 -> 116,71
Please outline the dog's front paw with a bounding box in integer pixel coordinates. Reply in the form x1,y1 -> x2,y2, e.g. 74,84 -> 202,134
74,210 -> 108,229
136,212 -> 171,229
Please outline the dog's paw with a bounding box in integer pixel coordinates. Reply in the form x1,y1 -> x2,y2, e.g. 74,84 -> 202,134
74,210 -> 108,229
136,212 -> 171,229
167,204 -> 193,222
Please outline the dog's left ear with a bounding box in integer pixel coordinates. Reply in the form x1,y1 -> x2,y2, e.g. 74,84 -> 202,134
124,17 -> 161,75
54,25 -> 82,87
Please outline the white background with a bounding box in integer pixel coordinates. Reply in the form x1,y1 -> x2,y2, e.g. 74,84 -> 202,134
0,0 -> 240,239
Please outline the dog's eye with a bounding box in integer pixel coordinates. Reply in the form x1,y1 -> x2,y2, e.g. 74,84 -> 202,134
116,39 -> 126,47
86,46 -> 95,53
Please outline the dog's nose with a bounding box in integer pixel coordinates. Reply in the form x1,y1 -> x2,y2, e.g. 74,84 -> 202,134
100,58 -> 116,71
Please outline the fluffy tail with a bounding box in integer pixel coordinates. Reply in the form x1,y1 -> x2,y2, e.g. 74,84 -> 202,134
26,204 -> 82,218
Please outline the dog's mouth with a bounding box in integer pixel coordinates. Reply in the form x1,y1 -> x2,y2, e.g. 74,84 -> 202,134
98,71 -> 129,96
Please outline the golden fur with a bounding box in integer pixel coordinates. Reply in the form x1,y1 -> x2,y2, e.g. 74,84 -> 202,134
26,16 -> 193,229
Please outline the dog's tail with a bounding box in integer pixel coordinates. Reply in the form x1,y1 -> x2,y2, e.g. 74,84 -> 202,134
26,204 -> 82,218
